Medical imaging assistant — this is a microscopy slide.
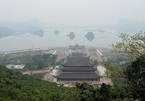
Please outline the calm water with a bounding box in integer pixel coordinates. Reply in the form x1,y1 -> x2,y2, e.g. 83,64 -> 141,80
0,28 -> 120,52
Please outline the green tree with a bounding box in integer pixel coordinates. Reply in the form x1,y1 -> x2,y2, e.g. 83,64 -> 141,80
112,32 -> 145,101
75,83 -> 96,101
99,83 -> 111,101
0,65 -> 77,101
112,32 -> 145,58
125,56 -> 145,101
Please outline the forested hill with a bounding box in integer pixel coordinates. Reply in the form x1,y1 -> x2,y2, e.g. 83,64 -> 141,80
0,65 -> 80,101
0,65 -> 128,101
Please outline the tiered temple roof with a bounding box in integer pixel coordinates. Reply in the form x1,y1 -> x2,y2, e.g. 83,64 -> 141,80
63,57 -> 93,67
56,72 -> 100,80
56,52 -> 101,82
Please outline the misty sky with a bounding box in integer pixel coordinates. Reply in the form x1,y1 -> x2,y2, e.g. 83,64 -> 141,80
0,0 -> 145,27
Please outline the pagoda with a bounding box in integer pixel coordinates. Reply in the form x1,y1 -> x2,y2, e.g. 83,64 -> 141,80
56,52 -> 102,84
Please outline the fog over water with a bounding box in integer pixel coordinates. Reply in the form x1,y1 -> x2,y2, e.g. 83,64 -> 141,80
0,28 -> 119,51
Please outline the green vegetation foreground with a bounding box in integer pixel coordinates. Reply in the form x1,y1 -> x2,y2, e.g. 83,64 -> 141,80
0,65 -> 128,101
0,65 -> 78,101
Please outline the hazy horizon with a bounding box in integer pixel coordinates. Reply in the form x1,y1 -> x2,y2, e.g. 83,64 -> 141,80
0,0 -> 145,27
0,0 -> 145,51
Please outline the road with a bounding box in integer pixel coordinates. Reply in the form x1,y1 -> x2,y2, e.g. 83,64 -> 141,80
23,70 -> 50,75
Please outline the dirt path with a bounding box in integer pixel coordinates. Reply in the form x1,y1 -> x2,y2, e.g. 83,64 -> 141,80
23,70 -> 50,75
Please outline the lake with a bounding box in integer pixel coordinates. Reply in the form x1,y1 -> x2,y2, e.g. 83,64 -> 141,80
0,28 -> 120,52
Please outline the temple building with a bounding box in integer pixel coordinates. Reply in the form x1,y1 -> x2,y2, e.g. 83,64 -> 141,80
69,44 -> 86,51
56,52 -> 102,85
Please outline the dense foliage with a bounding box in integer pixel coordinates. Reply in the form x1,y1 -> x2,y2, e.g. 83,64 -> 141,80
0,65 -> 128,101
0,65 -> 78,101
124,56 -> 145,101
112,32 -> 145,101
0,53 -> 57,70
22,54 -> 57,70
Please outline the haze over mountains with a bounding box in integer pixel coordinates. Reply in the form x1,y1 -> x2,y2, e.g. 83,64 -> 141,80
116,19 -> 145,34
0,0 -> 145,51
0,19 -> 44,38
0,18 -> 145,39
1,18 -> 145,51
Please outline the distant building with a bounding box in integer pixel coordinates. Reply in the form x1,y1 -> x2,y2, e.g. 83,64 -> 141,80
6,64 -> 25,72
56,52 -> 102,85
69,44 -> 86,51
